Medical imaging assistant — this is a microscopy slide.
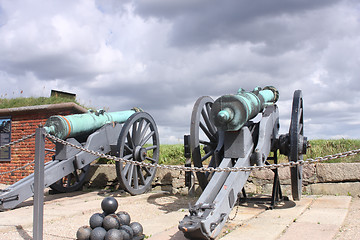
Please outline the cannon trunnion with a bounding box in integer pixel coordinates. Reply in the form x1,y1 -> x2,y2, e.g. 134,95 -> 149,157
179,87 -> 307,240
0,109 -> 160,210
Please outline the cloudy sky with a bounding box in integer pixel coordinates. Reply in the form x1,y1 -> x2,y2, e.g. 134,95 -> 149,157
0,0 -> 359,143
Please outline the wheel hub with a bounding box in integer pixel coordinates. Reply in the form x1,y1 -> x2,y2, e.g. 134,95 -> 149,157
133,146 -> 147,162
298,136 -> 308,155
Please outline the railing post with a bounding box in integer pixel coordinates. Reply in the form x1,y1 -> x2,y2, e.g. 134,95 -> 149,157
33,127 -> 45,240
184,135 -> 195,196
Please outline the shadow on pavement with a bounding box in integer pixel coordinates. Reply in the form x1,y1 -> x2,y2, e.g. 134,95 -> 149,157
239,194 -> 296,210
13,188 -> 95,210
16,225 -> 32,240
146,192 -> 197,213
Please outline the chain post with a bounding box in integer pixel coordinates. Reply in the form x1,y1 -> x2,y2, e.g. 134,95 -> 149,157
183,135 -> 195,196
33,127 -> 46,240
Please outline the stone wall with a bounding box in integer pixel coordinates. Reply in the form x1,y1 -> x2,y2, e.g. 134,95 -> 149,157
86,163 -> 360,197
248,163 -> 360,197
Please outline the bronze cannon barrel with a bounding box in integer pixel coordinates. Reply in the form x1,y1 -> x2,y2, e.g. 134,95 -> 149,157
44,108 -> 140,139
211,86 -> 279,131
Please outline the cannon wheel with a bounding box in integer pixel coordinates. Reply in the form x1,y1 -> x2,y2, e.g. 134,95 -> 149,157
116,112 -> 160,195
49,165 -> 90,193
190,96 -> 223,191
289,90 -> 305,201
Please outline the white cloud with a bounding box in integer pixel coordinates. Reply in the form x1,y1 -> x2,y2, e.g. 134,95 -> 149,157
0,0 -> 360,144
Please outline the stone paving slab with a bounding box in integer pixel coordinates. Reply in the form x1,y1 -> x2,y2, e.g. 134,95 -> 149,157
279,196 -> 351,240
0,190 -> 354,240
222,196 -> 351,240
334,196 -> 360,240
279,222 -> 339,240
221,197 -> 313,240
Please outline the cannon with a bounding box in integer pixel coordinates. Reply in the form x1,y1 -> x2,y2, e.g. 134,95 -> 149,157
179,86 -> 307,239
0,108 -> 160,210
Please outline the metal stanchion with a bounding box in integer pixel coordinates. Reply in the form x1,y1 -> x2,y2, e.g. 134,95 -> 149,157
184,135 -> 195,196
33,127 -> 45,240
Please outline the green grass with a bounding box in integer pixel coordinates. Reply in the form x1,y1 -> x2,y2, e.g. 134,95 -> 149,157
0,96 -> 84,109
159,139 -> 360,165
159,144 -> 186,165
303,139 -> 360,163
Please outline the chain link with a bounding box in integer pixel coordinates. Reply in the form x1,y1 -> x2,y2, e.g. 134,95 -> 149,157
0,133 -> 36,176
0,161 -> 35,175
0,133 -> 36,149
45,133 -> 360,173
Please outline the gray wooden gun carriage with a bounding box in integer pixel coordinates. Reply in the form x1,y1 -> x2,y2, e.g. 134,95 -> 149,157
179,86 -> 307,240
0,108 -> 160,210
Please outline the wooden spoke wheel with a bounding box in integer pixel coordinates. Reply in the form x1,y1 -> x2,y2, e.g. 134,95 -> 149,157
190,96 -> 223,191
289,90 -> 307,201
116,112 -> 160,195
50,165 -> 90,193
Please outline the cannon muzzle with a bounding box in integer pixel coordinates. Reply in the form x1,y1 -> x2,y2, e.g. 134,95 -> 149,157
211,86 -> 278,131
44,108 -> 140,139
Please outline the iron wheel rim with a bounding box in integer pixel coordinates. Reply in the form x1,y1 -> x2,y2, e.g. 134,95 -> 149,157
50,165 -> 90,193
289,90 -> 304,201
190,96 -> 222,190
116,112 -> 160,195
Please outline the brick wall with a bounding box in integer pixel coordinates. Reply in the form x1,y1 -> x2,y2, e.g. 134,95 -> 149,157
0,109 -> 74,184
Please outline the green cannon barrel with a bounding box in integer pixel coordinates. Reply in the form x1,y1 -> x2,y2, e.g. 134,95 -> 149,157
211,86 -> 279,131
44,109 -> 140,139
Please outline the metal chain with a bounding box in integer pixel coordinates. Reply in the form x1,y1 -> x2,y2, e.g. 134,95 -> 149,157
0,133 -> 36,149
0,161 -> 35,175
1,131 -> 359,175
45,133 -> 360,173
0,133 -> 37,176
227,196 -> 241,221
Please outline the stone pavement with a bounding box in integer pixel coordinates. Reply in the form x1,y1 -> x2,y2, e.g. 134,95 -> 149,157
0,188 -> 356,240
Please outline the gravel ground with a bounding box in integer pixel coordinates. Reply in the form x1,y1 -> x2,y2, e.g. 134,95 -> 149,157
334,197 -> 360,240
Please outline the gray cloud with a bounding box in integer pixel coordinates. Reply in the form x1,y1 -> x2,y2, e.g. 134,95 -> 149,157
133,0 -> 340,50
0,0 -> 359,143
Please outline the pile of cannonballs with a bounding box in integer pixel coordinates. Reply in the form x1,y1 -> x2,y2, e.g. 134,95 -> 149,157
76,196 -> 144,240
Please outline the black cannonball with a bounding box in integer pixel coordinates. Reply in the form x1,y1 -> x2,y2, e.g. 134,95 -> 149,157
120,225 -> 134,239
102,214 -> 120,231
116,211 -> 131,226
90,227 -> 107,240
90,213 -> 104,229
76,225 -> 92,240
130,222 -> 143,237
119,229 -> 131,240
101,197 -> 118,215
105,229 -> 124,240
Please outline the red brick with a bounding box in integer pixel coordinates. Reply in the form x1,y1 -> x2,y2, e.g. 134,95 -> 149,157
0,105 -> 86,184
